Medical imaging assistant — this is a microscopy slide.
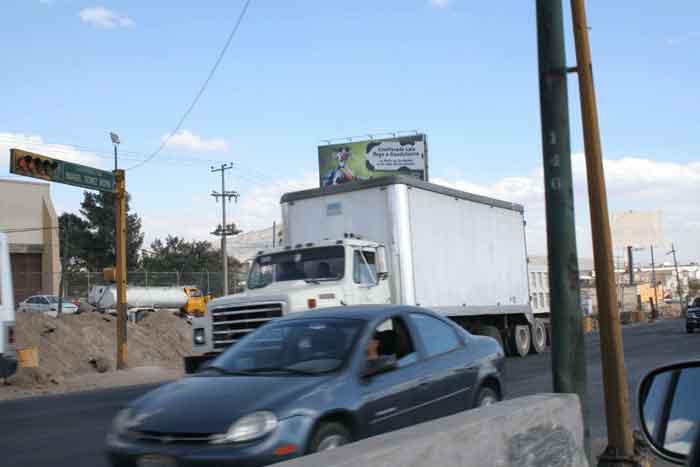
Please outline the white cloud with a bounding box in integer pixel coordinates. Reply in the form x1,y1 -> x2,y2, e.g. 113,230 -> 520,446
429,0 -> 451,8
79,7 -> 134,29
161,130 -> 230,153
0,133 -> 103,172
437,154 -> 700,262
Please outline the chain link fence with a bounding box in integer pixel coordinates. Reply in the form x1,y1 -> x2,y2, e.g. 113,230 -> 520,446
12,270 -> 249,302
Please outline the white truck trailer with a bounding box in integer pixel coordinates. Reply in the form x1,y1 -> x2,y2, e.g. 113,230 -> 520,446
0,233 -> 18,379
186,177 -> 546,371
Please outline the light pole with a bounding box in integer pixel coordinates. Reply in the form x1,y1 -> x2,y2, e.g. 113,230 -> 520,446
110,132 -> 120,170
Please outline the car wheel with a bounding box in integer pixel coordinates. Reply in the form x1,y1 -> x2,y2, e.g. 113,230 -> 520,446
475,386 -> 500,408
530,319 -> 547,354
509,325 -> 531,357
308,422 -> 351,453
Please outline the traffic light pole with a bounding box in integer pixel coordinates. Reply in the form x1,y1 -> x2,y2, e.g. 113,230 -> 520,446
569,1 -> 638,464
535,0 -> 589,457
114,169 -> 128,370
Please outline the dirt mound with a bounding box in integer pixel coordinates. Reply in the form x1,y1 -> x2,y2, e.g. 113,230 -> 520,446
2,310 -> 190,397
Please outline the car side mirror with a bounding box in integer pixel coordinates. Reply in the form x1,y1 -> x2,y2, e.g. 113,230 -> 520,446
361,355 -> 397,379
638,361 -> 700,465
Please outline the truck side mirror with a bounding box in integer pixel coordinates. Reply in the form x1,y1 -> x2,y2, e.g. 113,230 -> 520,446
376,246 -> 388,279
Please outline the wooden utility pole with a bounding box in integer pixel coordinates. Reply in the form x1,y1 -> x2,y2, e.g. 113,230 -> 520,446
535,0 -> 589,456
569,0 -> 637,464
114,169 -> 128,370
211,163 -> 238,296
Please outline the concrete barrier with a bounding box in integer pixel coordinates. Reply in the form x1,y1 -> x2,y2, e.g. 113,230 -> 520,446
277,394 -> 588,467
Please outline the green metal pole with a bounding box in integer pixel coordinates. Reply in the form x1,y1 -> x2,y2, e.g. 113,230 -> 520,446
535,0 -> 589,456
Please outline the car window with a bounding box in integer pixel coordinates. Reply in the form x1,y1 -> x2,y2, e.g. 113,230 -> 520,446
353,250 -> 377,285
39,297 -> 50,304
409,313 -> 461,358
365,316 -> 417,370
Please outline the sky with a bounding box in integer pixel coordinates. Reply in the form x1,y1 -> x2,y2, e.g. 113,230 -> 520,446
1,0 -> 698,264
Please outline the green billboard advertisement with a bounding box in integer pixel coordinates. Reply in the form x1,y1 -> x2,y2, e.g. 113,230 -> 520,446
318,134 -> 427,187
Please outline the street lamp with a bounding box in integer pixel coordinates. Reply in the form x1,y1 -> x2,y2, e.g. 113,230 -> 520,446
110,132 -> 120,171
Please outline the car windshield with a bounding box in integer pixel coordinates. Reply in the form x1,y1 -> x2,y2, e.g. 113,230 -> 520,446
247,246 -> 345,289
208,318 -> 364,375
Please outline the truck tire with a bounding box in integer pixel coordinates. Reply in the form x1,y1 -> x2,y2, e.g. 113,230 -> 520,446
509,325 -> 531,357
530,319 -> 547,354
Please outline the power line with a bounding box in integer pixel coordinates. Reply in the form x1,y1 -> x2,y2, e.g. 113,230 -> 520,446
126,0 -> 253,171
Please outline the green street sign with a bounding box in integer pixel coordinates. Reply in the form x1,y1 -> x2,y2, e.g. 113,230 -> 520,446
10,148 -> 115,192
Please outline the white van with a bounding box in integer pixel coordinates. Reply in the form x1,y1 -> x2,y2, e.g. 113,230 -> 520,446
0,233 -> 18,378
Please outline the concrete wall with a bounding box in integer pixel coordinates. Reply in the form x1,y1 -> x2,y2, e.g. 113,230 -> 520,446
0,179 -> 60,295
278,394 -> 588,467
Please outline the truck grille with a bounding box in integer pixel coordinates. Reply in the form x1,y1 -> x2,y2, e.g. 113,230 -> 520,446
211,302 -> 284,351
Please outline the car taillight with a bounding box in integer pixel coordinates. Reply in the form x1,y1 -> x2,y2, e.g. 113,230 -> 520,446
307,298 -> 317,309
8,327 -> 15,345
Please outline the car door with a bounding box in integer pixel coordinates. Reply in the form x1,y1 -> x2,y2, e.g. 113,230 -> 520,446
37,296 -> 51,314
356,317 -> 422,437
24,296 -> 39,312
407,312 -> 479,424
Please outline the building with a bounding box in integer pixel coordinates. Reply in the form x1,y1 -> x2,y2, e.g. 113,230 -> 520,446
0,179 -> 60,303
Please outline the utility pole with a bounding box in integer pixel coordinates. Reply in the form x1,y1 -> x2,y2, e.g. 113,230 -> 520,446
114,169 -> 128,370
669,244 -> 684,313
569,0 -> 637,464
650,245 -> 658,315
211,163 -> 238,296
535,0 -> 589,456
627,246 -> 634,286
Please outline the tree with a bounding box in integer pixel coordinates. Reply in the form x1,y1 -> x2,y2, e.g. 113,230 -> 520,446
79,191 -> 144,270
57,190 -> 144,271
141,235 -> 242,273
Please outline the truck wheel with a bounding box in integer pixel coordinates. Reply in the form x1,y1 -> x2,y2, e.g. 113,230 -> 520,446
509,325 -> 531,357
530,319 -> 547,354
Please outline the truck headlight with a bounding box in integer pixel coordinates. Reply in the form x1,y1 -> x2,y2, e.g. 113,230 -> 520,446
210,411 -> 278,444
193,328 -> 206,345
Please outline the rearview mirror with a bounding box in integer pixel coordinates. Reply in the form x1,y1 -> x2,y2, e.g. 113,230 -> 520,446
638,361 -> 700,465
361,355 -> 397,378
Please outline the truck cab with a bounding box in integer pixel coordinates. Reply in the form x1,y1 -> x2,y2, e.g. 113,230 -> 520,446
0,233 -> 18,379
189,238 -> 389,360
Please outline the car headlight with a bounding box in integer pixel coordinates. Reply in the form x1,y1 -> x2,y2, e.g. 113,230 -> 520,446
112,408 -> 133,434
193,328 -> 206,346
210,411 -> 278,444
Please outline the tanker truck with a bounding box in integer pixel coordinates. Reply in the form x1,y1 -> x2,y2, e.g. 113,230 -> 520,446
88,284 -> 209,321
186,176 -> 547,372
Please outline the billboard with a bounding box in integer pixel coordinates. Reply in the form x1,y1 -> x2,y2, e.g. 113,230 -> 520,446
318,134 -> 427,187
611,210 -> 665,249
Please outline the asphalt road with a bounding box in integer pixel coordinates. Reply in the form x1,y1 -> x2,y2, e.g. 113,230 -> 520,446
1,318 -> 698,467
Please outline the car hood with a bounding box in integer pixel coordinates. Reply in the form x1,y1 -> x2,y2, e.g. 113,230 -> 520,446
127,374 -> 334,435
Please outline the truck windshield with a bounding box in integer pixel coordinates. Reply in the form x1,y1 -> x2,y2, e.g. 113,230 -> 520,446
248,246 -> 345,289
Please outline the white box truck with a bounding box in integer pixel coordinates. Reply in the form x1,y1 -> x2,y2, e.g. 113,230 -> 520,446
186,177 -> 546,371
0,233 -> 18,379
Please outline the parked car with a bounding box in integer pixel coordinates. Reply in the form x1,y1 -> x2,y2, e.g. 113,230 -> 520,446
106,305 -> 505,467
687,303 -> 700,334
17,295 -> 79,317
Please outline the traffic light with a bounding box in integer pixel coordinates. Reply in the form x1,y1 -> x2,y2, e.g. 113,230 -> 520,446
10,149 -> 61,181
